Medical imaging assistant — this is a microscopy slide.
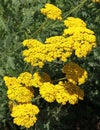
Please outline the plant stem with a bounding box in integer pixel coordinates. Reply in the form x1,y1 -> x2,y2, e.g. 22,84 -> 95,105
63,0 -> 87,19
57,104 -> 62,114
32,18 -> 48,37
54,77 -> 67,82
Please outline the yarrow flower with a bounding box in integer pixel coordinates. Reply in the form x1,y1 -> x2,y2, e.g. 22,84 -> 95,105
18,72 -> 32,86
64,17 -> 86,28
40,3 -> 62,20
4,71 -> 52,103
39,82 -> 56,102
62,62 -> 88,85
63,17 -> 96,58
22,17 -> 96,68
11,103 -> 39,128
39,80 -> 84,105
4,76 -> 21,88
55,81 -> 84,105
7,87 -> 34,103
4,74 -> 34,103
3,4 -> 97,128
22,36 -> 73,68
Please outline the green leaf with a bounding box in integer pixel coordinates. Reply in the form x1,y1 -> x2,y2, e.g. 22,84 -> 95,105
0,68 -> 5,76
6,56 -> 15,69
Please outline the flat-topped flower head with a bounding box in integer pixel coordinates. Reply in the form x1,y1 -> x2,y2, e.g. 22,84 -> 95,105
11,103 -> 39,128
64,17 -> 86,28
41,3 -> 62,20
39,82 -> 56,103
62,62 -> 88,85
55,81 -> 84,105
63,17 -> 96,58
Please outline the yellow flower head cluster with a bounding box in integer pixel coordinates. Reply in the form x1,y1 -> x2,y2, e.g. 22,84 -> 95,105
18,72 -> 32,86
63,17 -> 96,58
4,72 -> 42,128
92,0 -> 100,2
39,82 -> 55,102
4,71 -> 52,103
39,81 -> 84,105
22,17 -> 96,68
4,76 -> 21,88
4,3 -> 97,128
55,81 -> 84,105
64,17 -> 86,28
40,3 -> 62,20
4,71 -> 51,90
62,62 -> 88,85
11,103 -> 39,128
22,36 -> 73,68
45,36 -> 73,61
7,87 -> 33,103
23,39 -> 44,68
4,75 -> 34,103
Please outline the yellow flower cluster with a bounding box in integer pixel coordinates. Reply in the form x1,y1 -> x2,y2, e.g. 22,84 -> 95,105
63,17 -> 96,58
18,72 -> 32,86
55,81 -> 84,105
22,36 -> 73,68
62,62 -> 88,85
11,103 -> 39,128
92,0 -> 100,2
4,75 -> 34,103
22,17 -> 96,68
64,17 -> 86,28
4,64 -> 86,127
40,3 -> 62,20
4,71 -> 51,94
23,39 -> 44,68
4,4 -> 97,128
39,81 -> 84,105
4,69 -> 85,105
39,82 -> 55,102
4,72 -> 43,128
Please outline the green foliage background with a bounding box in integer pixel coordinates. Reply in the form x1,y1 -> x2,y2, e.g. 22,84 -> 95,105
0,0 -> 100,130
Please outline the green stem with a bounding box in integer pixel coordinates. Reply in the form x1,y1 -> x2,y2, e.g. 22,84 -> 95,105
57,104 -> 62,114
63,0 -> 87,19
54,77 -> 67,82
32,18 -> 48,37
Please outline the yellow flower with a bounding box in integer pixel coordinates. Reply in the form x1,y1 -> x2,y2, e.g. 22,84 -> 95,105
63,17 -> 96,58
22,36 -> 73,68
7,87 -> 34,103
62,62 -> 88,85
64,82 -> 84,103
64,17 -> 86,28
11,103 -> 39,128
4,74 -> 34,103
40,3 -> 62,20
18,72 -> 32,86
55,81 -> 84,105
22,39 -> 43,48
4,76 -> 21,88
78,71 -> 88,85
39,82 -> 55,102
55,83 -> 69,105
